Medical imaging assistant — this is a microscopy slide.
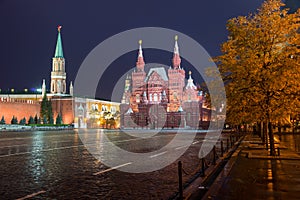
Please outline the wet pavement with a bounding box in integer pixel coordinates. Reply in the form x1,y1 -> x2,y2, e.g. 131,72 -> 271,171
203,134 -> 300,200
0,130 -> 230,199
279,134 -> 300,153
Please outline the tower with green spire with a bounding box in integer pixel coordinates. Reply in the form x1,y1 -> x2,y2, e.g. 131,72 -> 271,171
51,25 -> 67,94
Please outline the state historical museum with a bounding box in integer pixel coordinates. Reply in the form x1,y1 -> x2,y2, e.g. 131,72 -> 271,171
120,36 -> 211,129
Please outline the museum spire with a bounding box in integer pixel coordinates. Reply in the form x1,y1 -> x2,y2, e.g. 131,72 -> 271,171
172,35 -> 181,69
136,39 -> 145,71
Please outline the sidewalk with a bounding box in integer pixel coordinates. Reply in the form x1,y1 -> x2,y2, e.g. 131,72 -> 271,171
180,134 -> 244,200
202,134 -> 300,200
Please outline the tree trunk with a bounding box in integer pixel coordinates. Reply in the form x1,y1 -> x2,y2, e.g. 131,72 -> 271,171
278,122 -> 281,134
258,121 -> 262,138
278,122 -> 282,141
263,121 -> 267,146
253,123 -> 257,135
268,121 -> 275,156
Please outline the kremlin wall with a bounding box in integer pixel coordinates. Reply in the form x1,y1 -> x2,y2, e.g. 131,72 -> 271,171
0,97 -> 40,124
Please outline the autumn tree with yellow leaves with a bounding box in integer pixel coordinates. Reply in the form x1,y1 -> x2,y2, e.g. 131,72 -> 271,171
217,0 -> 300,155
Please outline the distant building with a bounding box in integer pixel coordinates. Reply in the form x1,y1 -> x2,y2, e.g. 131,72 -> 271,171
120,37 -> 211,129
0,26 -> 120,128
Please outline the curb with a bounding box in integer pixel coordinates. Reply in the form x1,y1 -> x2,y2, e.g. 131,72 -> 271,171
182,136 -> 245,200
247,152 -> 300,160
201,149 -> 241,200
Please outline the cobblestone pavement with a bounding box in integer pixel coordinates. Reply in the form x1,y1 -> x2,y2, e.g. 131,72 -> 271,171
0,130 -> 231,199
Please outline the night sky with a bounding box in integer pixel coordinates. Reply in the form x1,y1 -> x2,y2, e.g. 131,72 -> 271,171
0,0 -> 298,100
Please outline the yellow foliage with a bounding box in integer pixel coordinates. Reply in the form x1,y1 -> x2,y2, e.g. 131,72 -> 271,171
216,0 -> 300,125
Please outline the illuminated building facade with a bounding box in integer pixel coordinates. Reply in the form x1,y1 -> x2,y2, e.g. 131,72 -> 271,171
120,37 -> 211,129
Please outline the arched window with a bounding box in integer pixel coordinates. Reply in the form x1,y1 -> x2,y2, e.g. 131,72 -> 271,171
51,82 -> 55,92
149,93 -> 152,102
154,93 -> 158,102
102,105 -> 107,111
63,82 -> 66,93
136,94 -> 140,103
187,113 -> 191,121
54,62 -> 57,71
110,106 -> 116,113
57,81 -> 62,93
170,116 -> 174,123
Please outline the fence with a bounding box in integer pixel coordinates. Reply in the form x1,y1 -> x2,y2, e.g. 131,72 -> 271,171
170,132 -> 243,200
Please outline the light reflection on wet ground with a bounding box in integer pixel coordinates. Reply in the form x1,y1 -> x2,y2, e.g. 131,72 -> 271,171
279,134 -> 300,152
215,134 -> 300,200
0,130 -> 232,199
0,129 -> 229,199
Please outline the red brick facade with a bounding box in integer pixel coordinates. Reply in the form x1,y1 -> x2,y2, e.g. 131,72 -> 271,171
51,97 -> 74,125
0,99 -> 40,124
120,38 -> 211,129
0,96 -> 74,125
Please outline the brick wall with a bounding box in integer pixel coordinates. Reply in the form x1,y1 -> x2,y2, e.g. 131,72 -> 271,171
51,97 -> 74,124
0,101 -> 40,124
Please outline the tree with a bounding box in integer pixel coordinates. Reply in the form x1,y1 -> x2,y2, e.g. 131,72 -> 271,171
49,115 -> 54,124
56,114 -> 62,125
28,116 -> 34,124
37,117 -> 41,124
40,94 -> 48,122
0,116 -> 5,124
40,94 -> 53,124
216,0 -> 300,155
34,114 -> 38,124
108,118 -> 116,129
11,116 -> 18,124
102,111 -> 112,128
19,117 -> 26,125
43,116 -> 48,124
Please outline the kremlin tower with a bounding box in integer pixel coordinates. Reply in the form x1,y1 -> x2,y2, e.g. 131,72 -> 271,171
51,26 -> 67,95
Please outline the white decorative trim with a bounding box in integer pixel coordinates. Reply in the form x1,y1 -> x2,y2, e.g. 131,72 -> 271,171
51,75 -> 66,79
